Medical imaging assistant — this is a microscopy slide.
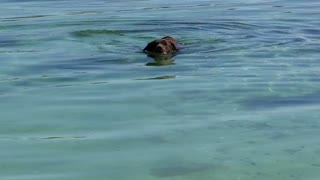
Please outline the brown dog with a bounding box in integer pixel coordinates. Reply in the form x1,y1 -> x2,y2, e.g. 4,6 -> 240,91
143,36 -> 178,55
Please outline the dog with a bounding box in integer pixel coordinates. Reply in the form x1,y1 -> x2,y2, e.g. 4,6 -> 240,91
143,36 -> 178,55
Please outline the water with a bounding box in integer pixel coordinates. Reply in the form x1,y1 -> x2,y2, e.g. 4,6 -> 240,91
1,0 -> 320,179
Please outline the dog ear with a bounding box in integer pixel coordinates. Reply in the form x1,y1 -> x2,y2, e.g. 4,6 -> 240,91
143,41 -> 157,52
170,42 -> 177,51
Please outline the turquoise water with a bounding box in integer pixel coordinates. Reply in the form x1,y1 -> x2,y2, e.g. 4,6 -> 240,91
1,0 -> 320,179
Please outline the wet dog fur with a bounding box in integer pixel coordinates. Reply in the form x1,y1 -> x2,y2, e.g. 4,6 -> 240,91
143,36 -> 178,55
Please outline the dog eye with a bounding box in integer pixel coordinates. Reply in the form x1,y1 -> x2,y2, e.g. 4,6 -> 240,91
160,40 -> 168,45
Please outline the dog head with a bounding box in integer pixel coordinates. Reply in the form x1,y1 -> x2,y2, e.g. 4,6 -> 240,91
143,36 -> 178,55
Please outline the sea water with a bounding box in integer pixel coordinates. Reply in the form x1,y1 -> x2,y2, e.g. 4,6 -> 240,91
1,0 -> 320,179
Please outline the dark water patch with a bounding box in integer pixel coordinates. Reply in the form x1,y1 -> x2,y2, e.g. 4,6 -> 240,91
110,134 -> 169,147
301,29 -> 320,36
0,36 -> 39,47
283,147 -> 304,154
240,91 -> 320,110
309,78 -> 320,82
266,30 -> 292,35
41,136 -> 86,140
6,75 -> 80,89
45,80 -> 108,89
72,28 -> 181,39
214,120 -> 275,130
244,34 -> 256,38
94,57 -> 143,64
150,162 -> 213,177
66,11 -> 103,16
135,75 -> 175,80
24,56 -> 134,74
0,50 -> 43,54
221,120 -> 249,128
142,6 -> 171,10
72,30 -> 124,37
311,164 -> 320,167
0,39 -> 20,47
0,34 -> 61,50
269,132 -> 290,140
249,122 -> 273,129
51,82 -> 103,88
12,73 -> 109,89
90,81 -> 108,85
1,19 -> 125,31
104,134 -> 171,152
118,3 -> 216,12
292,48 -> 319,54
213,22 -> 262,30
134,20 -> 261,31
34,75 -> 81,83
1,15 -> 54,21
2,73 -> 106,90
291,37 -> 307,43
259,37 -> 307,49
0,77 -> 20,83
145,60 -> 175,66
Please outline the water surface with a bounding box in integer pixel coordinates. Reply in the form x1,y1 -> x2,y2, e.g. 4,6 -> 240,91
1,0 -> 320,179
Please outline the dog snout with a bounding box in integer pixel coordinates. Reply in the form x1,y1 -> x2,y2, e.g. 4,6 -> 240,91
155,45 -> 165,53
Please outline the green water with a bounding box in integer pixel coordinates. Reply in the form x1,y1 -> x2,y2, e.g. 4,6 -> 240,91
1,0 -> 320,179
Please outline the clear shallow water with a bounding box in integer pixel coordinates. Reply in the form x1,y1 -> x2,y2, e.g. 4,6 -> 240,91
1,0 -> 320,179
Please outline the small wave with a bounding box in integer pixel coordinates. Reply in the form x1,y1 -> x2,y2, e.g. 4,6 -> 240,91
41,136 -> 86,140
134,20 -> 261,30
72,29 -> 124,37
135,75 -> 176,80
0,50 -> 43,54
0,15 -> 54,22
